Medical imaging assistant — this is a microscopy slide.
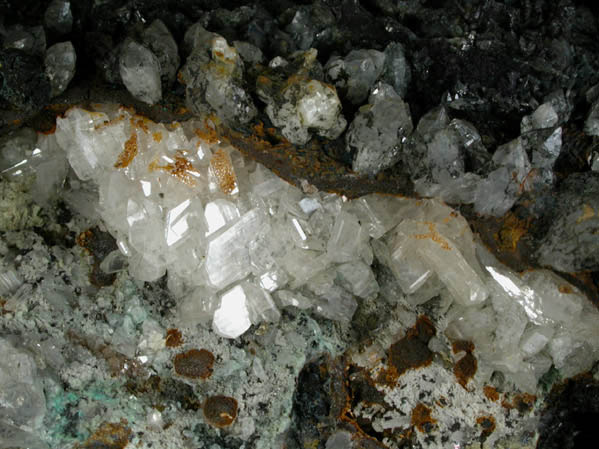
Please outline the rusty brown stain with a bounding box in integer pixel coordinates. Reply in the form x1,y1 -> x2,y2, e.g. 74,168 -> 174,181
576,204 -> 595,224
494,212 -> 529,252
381,316 -> 436,384
210,148 -> 238,195
152,131 -> 163,142
203,395 -> 238,428
94,114 -> 125,130
173,348 -> 214,379
483,385 -> 500,402
149,150 -> 199,186
476,415 -> 496,439
452,340 -> 477,388
411,403 -> 436,433
452,340 -> 475,354
514,392 -> 537,411
78,420 -> 131,449
76,230 -> 93,253
194,118 -> 220,144
558,284 -> 574,294
131,116 -> 150,133
165,328 -> 183,347
114,132 -> 138,168
412,222 -> 451,250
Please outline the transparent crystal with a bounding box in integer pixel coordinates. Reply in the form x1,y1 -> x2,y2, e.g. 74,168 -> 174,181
45,41 -> 76,97
120,41 -> 162,105
346,82 -> 412,175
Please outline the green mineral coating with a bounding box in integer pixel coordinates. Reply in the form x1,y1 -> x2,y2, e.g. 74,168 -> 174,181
46,390 -> 87,443
538,366 -> 562,394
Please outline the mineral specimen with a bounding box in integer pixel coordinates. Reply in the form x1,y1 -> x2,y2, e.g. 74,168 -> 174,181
142,20 -> 180,87
44,41 -> 76,97
325,49 -> 386,105
182,29 -> 257,126
346,82 -> 413,175
119,41 -> 162,105
257,49 -> 346,145
43,0 -> 73,36
45,106 -> 599,400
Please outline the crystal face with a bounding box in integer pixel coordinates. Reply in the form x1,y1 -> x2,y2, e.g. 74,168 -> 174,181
48,106 -> 599,394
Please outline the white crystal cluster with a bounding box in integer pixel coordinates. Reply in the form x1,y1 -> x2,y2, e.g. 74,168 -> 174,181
49,107 -> 599,391
257,49 -> 347,146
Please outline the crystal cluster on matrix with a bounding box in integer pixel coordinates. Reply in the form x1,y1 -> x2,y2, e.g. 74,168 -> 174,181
48,106 -> 599,392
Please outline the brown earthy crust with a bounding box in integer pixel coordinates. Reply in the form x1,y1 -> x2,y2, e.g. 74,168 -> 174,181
210,148 -> 238,195
173,348 -> 215,379
114,132 -> 138,168
411,403 -> 437,433
203,395 -> 238,428
165,328 -> 183,348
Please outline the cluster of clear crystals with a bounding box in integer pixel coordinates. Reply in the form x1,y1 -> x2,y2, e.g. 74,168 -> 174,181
181,25 -> 257,126
346,82 -> 413,175
409,92 -> 566,216
324,42 -> 411,104
117,19 -> 180,105
49,106 -> 599,391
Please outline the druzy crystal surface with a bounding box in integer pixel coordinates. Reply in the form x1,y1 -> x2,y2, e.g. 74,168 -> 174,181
40,106 -> 599,395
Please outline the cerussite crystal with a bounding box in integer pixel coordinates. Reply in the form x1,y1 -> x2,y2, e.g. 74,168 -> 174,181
50,106 -> 599,394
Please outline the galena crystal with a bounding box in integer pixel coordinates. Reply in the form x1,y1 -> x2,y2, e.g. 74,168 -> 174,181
51,106 -> 599,393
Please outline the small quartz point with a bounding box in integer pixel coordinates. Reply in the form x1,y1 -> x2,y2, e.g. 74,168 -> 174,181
45,41 -> 76,97
346,82 -> 413,175
119,41 -> 162,105
325,49 -> 386,105
0,127 -> 38,178
382,42 -> 411,98
0,338 -> 47,429
44,0 -> 73,35
182,33 -> 257,126
258,49 -> 346,145
3,25 -> 46,56
100,250 -> 128,274
0,269 -> 23,296
142,19 -> 180,87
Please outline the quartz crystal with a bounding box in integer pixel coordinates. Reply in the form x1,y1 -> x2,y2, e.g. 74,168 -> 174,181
142,20 -> 180,87
382,42 -> 411,98
44,0 -> 72,35
346,82 -> 413,175
44,41 -> 76,97
3,25 -> 46,56
119,41 -> 162,105
0,338 -> 46,429
182,32 -> 256,126
325,49 -> 386,105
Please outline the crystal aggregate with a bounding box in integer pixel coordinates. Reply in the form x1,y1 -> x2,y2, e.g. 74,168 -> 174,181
14,105 -> 592,391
